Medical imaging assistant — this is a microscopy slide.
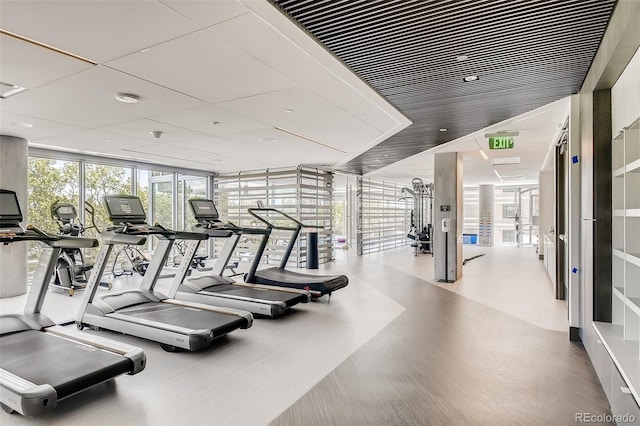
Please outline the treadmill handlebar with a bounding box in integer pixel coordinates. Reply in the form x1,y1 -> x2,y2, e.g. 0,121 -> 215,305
1,224 -> 98,248
108,222 -> 209,241
194,220 -> 270,236
248,207 -> 323,231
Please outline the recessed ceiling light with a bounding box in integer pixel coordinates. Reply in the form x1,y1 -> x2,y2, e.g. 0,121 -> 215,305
210,121 -> 220,125
114,93 -> 140,104
479,150 -> 488,160
140,48 -> 150,52
439,128 -> 448,132
106,139 -> 112,142
463,75 -> 479,82
285,109 -> 294,113
10,122 -> 34,128
492,156 -> 521,165
383,154 -> 389,157
258,137 -> 275,142
150,131 -> 163,139
456,55 -> 469,61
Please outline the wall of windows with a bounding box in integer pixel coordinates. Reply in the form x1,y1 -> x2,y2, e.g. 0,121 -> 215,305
463,185 -> 539,245
26,151 -> 213,277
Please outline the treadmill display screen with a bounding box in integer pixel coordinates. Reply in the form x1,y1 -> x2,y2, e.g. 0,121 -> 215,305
104,196 -> 147,222
0,191 -> 23,221
189,199 -> 219,220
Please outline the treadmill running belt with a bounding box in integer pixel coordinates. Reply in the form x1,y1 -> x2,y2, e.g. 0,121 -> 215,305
117,302 -> 248,331
202,284 -> 305,305
1,330 -> 132,399
255,268 -> 348,292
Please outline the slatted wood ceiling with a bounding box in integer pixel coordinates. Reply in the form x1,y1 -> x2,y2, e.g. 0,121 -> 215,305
271,0 -> 617,174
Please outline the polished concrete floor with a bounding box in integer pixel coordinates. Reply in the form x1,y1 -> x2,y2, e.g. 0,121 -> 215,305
1,244 -> 612,425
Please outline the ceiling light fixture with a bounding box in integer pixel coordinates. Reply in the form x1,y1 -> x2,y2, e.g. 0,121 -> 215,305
210,121 -> 220,125
439,128 -> 448,132
285,109 -> 294,113
456,55 -> 469,61
0,81 -> 28,99
10,122 -> 34,128
493,169 -> 504,182
492,157 -> 521,165
150,131 -> 163,139
479,150 -> 488,160
258,137 -> 275,143
463,75 -> 479,82
114,93 -> 140,104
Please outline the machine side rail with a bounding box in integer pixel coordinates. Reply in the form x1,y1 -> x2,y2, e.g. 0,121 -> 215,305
248,207 -> 323,270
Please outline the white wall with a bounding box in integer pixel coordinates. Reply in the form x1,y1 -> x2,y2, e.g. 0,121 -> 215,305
611,47 -> 640,134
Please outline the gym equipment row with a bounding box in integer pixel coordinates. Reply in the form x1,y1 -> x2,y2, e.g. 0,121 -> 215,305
0,190 -> 348,416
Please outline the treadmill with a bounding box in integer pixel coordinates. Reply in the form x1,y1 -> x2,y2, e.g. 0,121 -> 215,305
166,199 -> 310,318
76,195 -> 253,352
0,189 -> 145,416
246,205 -> 349,298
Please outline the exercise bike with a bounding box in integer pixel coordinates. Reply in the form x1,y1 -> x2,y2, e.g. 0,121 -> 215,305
168,239 -> 212,276
50,201 -> 111,296
110,244 -> 150,278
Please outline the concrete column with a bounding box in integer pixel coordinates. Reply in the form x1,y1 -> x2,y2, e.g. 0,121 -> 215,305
0,135 -> 29,297
433,152 -> 463,283
478,184 -> 494,246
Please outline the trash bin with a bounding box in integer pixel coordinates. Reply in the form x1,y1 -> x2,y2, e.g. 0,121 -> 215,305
306,231 -> 319,269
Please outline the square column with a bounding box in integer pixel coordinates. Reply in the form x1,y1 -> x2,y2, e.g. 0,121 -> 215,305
0,135 -> 29,297
434,152 -> 463,282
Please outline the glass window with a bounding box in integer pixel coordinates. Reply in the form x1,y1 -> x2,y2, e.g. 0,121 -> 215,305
84,164 -> 132,261
27,158 -> 80,278
178,175 -> 207,231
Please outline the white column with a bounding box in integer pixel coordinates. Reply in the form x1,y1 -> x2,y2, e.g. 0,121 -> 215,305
478,184 -> 494,246
433,152 -> 463,282
0,135 -> 29,297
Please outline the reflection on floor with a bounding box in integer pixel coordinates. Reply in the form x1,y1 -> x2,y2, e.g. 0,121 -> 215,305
0,244 -> 610,425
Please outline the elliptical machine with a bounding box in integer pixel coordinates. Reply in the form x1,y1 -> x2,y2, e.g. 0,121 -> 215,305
50,201 -> 111,295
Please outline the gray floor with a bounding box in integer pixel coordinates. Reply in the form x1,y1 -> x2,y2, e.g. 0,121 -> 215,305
1,245 -> 612,425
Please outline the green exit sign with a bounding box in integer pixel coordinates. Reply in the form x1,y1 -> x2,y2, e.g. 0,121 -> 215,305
489,136 -> 514,150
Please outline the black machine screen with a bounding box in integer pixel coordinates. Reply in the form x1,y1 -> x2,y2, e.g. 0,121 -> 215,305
0,191 -> 23,221
189,199 -> 219,220
54,204 -> 77,219
104,196 -> 146,222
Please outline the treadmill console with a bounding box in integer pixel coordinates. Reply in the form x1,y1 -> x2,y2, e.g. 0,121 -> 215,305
0,189 -> 25,236
104,195 -> 147,224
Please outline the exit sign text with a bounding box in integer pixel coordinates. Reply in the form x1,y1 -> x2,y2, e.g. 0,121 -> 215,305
489,136 -> 514,150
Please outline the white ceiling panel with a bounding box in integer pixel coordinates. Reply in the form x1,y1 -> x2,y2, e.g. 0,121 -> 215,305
99,119 -> 212,144
359,111 -> 407,133
105,28 -> 298,104
296,116 -> 382,154
31,129 -> 152,153
2,65 -> 207,128
210,11 -> 327,87
160,0 -> 249,27
123,143 -> 221,162
150,104 -> 268,137
0,1 -> 201,63
170,137 -> 256,154
218,86 -> 350,128
222,127 -> 339,162
106,149 -> 218,171
0,112 -> 85,141
0,34 -> 93,89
